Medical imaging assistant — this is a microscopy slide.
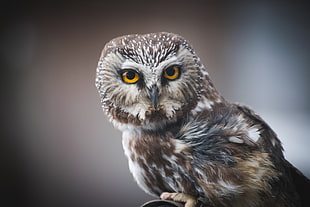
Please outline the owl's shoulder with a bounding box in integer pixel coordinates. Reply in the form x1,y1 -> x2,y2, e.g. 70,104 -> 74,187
231,103 -> 283,153
187,103 -> 281,146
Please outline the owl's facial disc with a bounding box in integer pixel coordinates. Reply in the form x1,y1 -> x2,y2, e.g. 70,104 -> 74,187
96,32 -> 206,127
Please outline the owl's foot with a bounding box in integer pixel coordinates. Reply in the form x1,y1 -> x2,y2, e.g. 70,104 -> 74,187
160,192 -> 197,207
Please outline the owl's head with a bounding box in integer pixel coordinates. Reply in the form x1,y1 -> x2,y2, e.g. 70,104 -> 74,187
96,32 -> 220,129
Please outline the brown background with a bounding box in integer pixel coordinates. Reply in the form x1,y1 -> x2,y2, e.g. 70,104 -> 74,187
2,1 -> 310,206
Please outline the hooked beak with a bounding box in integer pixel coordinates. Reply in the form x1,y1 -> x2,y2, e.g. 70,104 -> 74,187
148,85 -> 159,109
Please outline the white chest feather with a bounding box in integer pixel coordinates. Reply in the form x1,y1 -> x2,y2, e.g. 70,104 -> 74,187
122,130 -> 155,196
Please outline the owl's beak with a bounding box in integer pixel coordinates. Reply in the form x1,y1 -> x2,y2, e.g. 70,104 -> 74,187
148,85 -> 159,109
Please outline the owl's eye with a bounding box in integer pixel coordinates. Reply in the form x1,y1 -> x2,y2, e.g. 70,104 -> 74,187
163,66 -> 180,80
121,70 -> 140,84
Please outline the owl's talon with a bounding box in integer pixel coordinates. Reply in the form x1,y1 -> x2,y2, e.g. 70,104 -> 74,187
160,192 -> 197,207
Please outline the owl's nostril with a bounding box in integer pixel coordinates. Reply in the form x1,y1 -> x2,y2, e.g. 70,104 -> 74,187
148,85 -> 159,109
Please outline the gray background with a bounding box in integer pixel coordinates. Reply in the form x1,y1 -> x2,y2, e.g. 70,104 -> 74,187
2,1 -> 309,206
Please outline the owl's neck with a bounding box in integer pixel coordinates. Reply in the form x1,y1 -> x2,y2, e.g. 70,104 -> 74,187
114,117 -> 182,133
114,102 -> 227,135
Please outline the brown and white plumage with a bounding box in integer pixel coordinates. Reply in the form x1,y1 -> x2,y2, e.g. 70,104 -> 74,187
95,32 -> 310,207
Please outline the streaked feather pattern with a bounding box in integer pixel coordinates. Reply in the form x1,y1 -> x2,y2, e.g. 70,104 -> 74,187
96,32 -> 310,207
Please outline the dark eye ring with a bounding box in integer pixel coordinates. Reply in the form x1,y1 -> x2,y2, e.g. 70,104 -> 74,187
163,65 -> 180,80
121,69 -> 140,84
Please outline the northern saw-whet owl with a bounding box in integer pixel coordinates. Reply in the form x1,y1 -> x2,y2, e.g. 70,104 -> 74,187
95,32 -> 310,207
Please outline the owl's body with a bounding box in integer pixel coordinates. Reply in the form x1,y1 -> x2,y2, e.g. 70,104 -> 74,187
96,32 -> 309,207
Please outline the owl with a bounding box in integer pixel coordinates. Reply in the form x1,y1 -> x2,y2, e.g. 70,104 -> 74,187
95,32 -> 310,207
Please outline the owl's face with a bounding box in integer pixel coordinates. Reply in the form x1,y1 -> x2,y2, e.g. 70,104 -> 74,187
96,33 -> 205,128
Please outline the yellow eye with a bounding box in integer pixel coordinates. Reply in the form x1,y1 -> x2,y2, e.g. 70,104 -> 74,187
163,66 -> 180,80
121,70 -> 140,84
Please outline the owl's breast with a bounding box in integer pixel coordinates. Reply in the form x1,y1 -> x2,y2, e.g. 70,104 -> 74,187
122,129 -> 196,197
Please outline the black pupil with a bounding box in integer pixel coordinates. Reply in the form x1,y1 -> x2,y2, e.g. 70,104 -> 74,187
126,71 -> 135,79
166,67 -> 176,76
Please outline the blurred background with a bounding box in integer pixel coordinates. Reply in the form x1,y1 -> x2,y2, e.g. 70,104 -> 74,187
1,1 -> 309,206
